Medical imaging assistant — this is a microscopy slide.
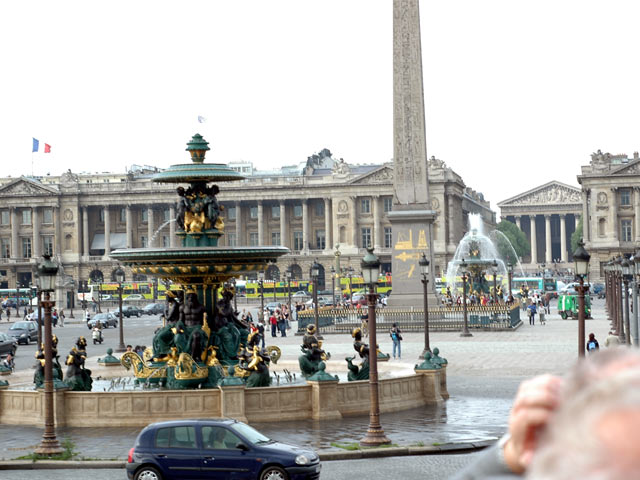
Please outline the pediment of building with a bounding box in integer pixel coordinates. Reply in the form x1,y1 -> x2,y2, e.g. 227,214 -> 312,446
0,177 -> 59,196
349,164 -> 394,185
609,159 -> 640,176
498,181 -> 582,208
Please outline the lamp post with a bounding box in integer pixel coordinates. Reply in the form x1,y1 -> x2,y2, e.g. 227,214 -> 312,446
573,240 -> 590,357
97,280 -> 102,313
286,269 -> 292,323
360,248 -> 391,447
491,260 -> 498,304
15,285 -> 20,317
507,262 -> 513,298
419,253 -> 431,357
460,260 -> 472,337
330,266 -> 336,306
272,274 -> 277,303
622,257 -> 632,346
615,257 -> 625,343
115,267 -> 126,352
347,266 -> 354,306
633,253 -> 640,347
69,279 -> 75,319
258,271 -> 265,322
34,254 -> 62,455
311,260 -> 321,335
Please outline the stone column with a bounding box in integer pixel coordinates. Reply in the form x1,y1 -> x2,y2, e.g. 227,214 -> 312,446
635,188 -> 640,242
583,189 -> 590,242
280,201 -> 287,248
32,207 -> 40,258
257,201 -> 264,246
560,214 -> 568,262
54,207 -> 61,255
530,215 -> 537,265
103,206 -> 111,256
235,202 -> 242,246
147,207 -> 154,248
82,207 -> 89,257
324,198 -> 332,250
610,188 -> 618,240
545,214 -> 552,263
302,199 -> 309,251
515,215 -> 522,231
10,208 -> 18,258
169,205 -> 176,247
125,205 -> 133,248
373,196 -> 381,249
350,196 -> 358,247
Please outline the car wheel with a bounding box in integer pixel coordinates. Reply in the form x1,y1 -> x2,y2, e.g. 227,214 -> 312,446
134,466 -> 163,480
137,313 -> 141,317
25,336 -> 30,345
259,466 -> 289,480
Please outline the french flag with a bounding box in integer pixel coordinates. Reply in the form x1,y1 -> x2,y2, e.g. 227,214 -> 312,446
32,138 -> 51,153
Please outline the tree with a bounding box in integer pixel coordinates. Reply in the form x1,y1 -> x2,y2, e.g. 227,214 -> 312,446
495,220 -> 530,264
571,216 -> 583,253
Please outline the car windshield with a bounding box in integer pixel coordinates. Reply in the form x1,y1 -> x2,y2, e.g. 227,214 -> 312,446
230,422 -> 271,444
94,314 -> 108,320
10,322 -> 31,330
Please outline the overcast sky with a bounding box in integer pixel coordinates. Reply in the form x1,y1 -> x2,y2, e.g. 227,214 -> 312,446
2,0 -> 640,211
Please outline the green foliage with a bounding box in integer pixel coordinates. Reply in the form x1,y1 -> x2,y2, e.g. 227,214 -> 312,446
571,216 -> 583,253
496,221 -> 530,264
16,437 -> 77,461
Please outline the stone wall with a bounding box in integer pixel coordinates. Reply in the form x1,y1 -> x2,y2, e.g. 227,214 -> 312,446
0,372 -> 444,427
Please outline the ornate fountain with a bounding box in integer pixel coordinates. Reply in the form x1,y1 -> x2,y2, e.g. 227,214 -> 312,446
110,134 -> 288,389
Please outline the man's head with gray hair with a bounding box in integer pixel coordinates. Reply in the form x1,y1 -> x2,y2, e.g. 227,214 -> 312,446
527,348 -> 640,480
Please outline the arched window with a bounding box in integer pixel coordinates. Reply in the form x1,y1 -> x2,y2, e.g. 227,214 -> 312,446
290,264 -> 303,280
310,263 -> 326,290
266,265 -> 280,281
598,218 -> 606,237
65,234 -> 72,251
89,269 -> 104,283
132,273 -> 147,281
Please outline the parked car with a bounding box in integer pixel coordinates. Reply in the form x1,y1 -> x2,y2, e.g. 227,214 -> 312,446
88,312 -> 119,329
126,419 -> 321,480
291,291 -> 310,299
142,303 -> 165,316
558,282 -> 592,296
592,283 -> 606,299
0,332 -> 17,357
124,294 -> 145,301
121,305 -> 142,318
8,321 -> 38,345
265,302 -> 281,314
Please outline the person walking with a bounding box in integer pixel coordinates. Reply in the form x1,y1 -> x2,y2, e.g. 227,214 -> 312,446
269,312 -> 277,337
586,333 -> 599,353
605,331 -> 620,347
527,301 -> 537,325
58,309 -> 65,327
390,322 -> 402,360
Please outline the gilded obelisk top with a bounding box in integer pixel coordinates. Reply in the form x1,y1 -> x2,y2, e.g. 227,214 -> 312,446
393,0 -> 430,207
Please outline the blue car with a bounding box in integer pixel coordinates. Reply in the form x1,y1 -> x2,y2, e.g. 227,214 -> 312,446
126,419 -> 321,480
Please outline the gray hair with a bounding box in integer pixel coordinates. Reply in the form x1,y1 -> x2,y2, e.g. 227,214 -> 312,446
527,348 -> 640,480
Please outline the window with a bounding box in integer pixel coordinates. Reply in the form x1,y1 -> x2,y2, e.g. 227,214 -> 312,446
315,202 -> 324,217
227,206 -> 236,220
162,236 -> 169,247
361,198 -> 371,214
271,232 -> 281,246
271,206 -> 280,219
141,209 -> 148,222
227,233 -> 237,247
621,219 -> 633,242
315,230 -> 325,249
43,236 -> 54,256
384,227 -> 393,248
249,232 -> 259,246
155,426 -> 197,449
598,218 -> 606,237
21,209 -> 31,225
99,209 -> 104,223
120,208 -> 126,223
620,189 -> 632,207
42,208 -> 53,224
294,205 -> 302,218
202,426 -> 242,450
250,206 -> 258,219
293,231 -> 303,250
383,197 -> 393,213
141,235 -> 147,248
163,209 -> 170,222
0,211 -> 8,225
22,237 -> 31,258
361,227 -> 371,248
1,238 -> 9,258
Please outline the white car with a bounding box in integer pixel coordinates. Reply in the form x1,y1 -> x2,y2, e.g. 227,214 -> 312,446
291,291 -> 310,299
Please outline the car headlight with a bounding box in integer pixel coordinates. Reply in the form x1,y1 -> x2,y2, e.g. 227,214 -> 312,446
295,454 -> 310,465
20,333 -> 27,338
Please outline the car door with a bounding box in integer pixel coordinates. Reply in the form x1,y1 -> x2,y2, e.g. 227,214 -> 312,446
200,425 -> 258,480
28,323 -> 38,342
151,425 -> 202,479
0,333 -> 11,355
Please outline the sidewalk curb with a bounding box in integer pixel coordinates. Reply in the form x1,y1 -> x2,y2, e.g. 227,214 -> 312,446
0,440 -> 494,470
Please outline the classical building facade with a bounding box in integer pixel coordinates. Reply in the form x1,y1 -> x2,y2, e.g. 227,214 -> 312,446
498,181 -> 582,271
578,150 -> 640,280
0,152 -> 495,307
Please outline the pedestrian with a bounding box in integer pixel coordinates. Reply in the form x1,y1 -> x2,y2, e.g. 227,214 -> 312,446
277,310 -> 286,337
59,309 -> 65,327
257,320 -> 265,348
360,312 -> 368,337
52,308 -> 58,327
538,301 -> 546,325
605,330 -> 620,347
527,301 -> 537,325
390,322 -> 402,359
0,308 -> 3,321
269,312 -> 277,337
85,310 -> 91,327
7,309 -> 10,321
586,333 -> 599,353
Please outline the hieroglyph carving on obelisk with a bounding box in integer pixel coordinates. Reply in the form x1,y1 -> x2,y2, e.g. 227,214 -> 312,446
393,0 -> 430,207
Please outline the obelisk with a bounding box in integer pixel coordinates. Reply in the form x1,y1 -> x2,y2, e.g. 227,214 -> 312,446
387,0 -> 437,307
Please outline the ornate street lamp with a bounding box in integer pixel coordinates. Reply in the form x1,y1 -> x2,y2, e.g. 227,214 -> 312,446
330,266 -> 336,306
360,248 -> 390,447
615,257 -> 625,343
258,271 -> 265,322
69,279 -> 75,319
34,254 -> 62,455
347,265 -> 354,306
272,274 -> 277,302
418,253 -> 431,357
115,267 -> 126,352
507,262 -> 514,298
633,253 -> 640,346
573,240 -> 590,357
311,260 -> 321,335
286,268 -> 292,324
621,256 -> 632,346
491,260 -> 498,304
460,260 -> 472,337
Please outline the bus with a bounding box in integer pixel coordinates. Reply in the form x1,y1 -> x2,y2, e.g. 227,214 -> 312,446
245,280 -> 312,299
511,277 -> 559,296
78,282 -> 154,302
0,288 -> 33,308
339,275 -> 392,296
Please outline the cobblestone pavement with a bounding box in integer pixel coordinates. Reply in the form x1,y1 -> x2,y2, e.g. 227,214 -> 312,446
0,298 -> 611,461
